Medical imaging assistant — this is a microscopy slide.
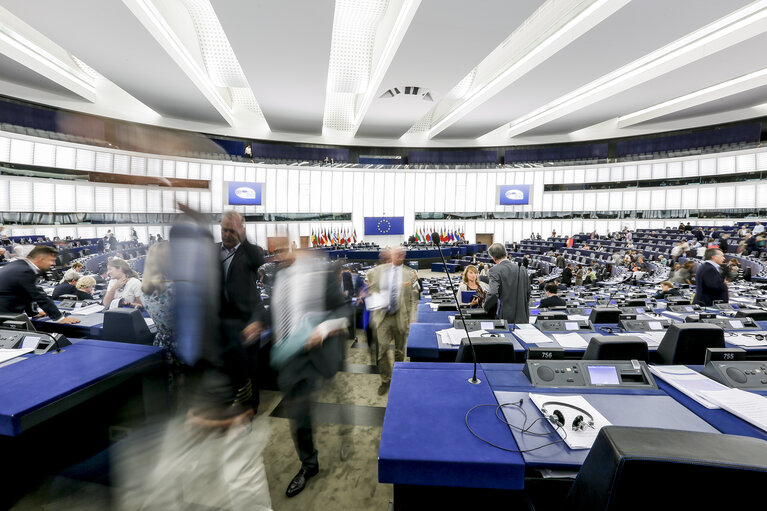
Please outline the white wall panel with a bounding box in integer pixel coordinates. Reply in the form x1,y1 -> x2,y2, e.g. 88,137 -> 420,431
275,170 -> 289,213
608,191 -> 622,210
666,188 -> 681,209
404,173 -> 415,235
211,174 -> 223,213
433,172 -> 445,213
683,159 -> 698,177
187,190 -> 199,211
596,191 -> 610,211
33,181 -> 54,212
162,190 -> 176,213
699,158 -> 716,176
0,136 -> 9,161
698,187 -> 716,209
638,164 -> 651,180
199,191 -> 211,213
384,172 -> 395,215
424,173 -> 436,212
716,185 -> 735,209
112,153 -> 129,173
681,187 -> 698,209
562,193 -> 573,212
585,168 -> 597,182
758,182 -> 767,208
717,156 -> 735,174
758,152 -> 767,170
94,187 -> 112,212
159,159 -> 173,178
147,189 -> 161,213
636,190 -> 651,209
363,172 -> 374,216
234,166 -> 245,182
0,180 -> 8,212
176,161 -> 188,179
75,185 -> 94,212
298,170 -> 310,213
465,173 -> 476,211
736,184 -> 756,208
75,149 -> 95,171
132,156 -> 148,176
287,168 -> 300,212
486,173 -> 497,213
542,193 -> 553,211
222,165 -> 234,182
343,172 -> 355,213
651,163 -> 666,179
583,192 -> 596,212
563,169 -> 575,183
572,191 -> 584,211
598,167 -> 610,182
374,172 -> 385,215
188,162 -> 200,179
737,154 -> 755,173
201,164 -> 212,180
622,190 -> 635,210
55,183 -> 75,212
112,187 -> 129,213
130,188 -> 146,213
667,161 -> 682,178
33,143 -> 56,166
268,168 -> 279,213
53,145 -> 75,168
623,165 -> 637,181
610,166 -> 623,182
573,168 -> 585,184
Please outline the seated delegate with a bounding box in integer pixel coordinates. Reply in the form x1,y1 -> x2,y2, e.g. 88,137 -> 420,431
539,282 -> 567,308
75,275 -> 96,300
52,269 -> 82,299
103,258 -> 143,307
457,265 -> 488,307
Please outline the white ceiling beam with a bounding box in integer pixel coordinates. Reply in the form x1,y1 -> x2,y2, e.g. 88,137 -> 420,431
121,0 -> 235,126
617,67 -> 767,128
501,0 -> 767,138
0,6 -> 96,102
410,0 -> 629,141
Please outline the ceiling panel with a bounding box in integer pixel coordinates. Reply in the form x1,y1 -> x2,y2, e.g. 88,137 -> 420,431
356,0 -> 542,139
645,83 -> 767,125
213,0 -> 334,135
435,0 -> 754,139
0,0 -> 228,124
524,31 -> 767,136
0,53 -> 80,98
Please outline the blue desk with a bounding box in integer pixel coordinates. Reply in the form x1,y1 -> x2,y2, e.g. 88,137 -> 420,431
379,363 -> 525,489
0,339 -> 163,436
407,322 -> 525,362
416,309 -> 455,323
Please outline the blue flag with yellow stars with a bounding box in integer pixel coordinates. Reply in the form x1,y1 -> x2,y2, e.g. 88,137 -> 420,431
364,217 -> 405,235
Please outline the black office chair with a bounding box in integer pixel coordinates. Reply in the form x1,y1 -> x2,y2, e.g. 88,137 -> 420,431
588,307 -> 622,324
583,335 -> 649,362
564,426 -> 767,509
736,308 -> 767,321
102,309 -> 155,345
455,337 -> 515,363
656,323 -> 724,364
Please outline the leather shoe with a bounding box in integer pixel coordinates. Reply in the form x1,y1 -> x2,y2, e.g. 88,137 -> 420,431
286,467 -> 318,497
377,382 -> 390,396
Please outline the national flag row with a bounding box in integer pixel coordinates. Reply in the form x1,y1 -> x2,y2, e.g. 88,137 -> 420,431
311,228 -> 357,246
412,228 -> 465,243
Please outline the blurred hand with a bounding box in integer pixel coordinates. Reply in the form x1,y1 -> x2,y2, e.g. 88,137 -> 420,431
305,327 -> 324,351
470,297 -> 479,306
241,321 -> 264,345
35,311 -> 47,318
60,317 -> 81,324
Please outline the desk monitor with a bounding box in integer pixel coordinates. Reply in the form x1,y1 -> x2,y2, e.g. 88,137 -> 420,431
0,313 -> 35,331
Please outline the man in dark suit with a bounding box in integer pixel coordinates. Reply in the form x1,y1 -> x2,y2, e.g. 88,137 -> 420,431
218,211 -> 266,412
269,245 -> 350,498
483,243 -> 530,323
694,248 -> 728,306
0,245 -> 80,325
539,282 -> 566,308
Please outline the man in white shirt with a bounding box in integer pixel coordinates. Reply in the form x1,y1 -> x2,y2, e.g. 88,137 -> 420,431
753,221 -> 765,235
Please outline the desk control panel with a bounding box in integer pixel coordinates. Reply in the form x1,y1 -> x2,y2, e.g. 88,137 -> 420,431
701,361 -> 767,389
668,304 -> 700,313
453,318 -> 508,331
697,317 -> 759,330
536,319 -> 593,332
523,359 -> 657,389
0,328 -> 70,354
618,306 -> 652,314
619,318 -> 672,331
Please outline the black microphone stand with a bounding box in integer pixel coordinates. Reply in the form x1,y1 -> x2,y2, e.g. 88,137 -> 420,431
432,233 -> 480,384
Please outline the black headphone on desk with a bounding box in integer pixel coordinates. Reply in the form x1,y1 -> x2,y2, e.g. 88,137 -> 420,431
541,401 -> 595,432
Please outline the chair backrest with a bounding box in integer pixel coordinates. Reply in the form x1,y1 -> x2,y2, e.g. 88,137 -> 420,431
583,335 -> 648,362
565,426 -> 767,509
588,307 -> 622,324
102,308 -> 155,345
656,323 -> 725,364
455,338 -> 516,363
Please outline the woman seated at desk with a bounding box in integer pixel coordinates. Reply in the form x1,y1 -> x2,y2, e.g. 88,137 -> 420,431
103,258 -> 142,307
457,265 -> 488,307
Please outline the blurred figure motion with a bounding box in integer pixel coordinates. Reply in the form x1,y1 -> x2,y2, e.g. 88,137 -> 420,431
269,239 -> 349,498
114,211 -> 271,511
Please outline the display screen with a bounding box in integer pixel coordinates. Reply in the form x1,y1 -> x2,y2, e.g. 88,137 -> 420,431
498,184 -> 530,205
21,336 -> 40,350
227,182 -> 262,205
587,365 -> 620,385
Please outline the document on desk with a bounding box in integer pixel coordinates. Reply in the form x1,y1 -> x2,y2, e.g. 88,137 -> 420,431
71,303 -> 104,315
513,327 -> 554,345
700,388 -> 767,432
649,365 -> 729,409
428,303 -> 440,311
552,333 -> 589,348
616,331 -> 665,347
0,348 -> 34,364
529,394 -> 611,449
725,332 -> 767,347
567,315 -> 589,321
436,328 -> 488,346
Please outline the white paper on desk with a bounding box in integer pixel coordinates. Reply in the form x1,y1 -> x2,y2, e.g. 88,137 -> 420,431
553,333 -> 589,348
436,328 -> 488,346
144,318 -> 155,327
568,315 -> 589,321
725,332 -> 767,347
108,298 -> 121,311
364,292 -> 388,311
514,328 -> 554,345
528,394 -> 611,450
616,331 -> 665,347
649,365 -> 729,409
0,348 -> 34,364
428,303 -> 439,311
662,311 -> 688,320
71,303 -> 104,315
700,388 -> 767,432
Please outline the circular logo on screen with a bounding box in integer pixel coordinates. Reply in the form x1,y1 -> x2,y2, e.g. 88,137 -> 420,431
377,219 -> 392,234
505,189 -> 524,200
234,186 -> 256,199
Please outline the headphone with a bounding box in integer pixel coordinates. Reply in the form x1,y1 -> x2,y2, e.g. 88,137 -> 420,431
540,401 -> 595,432
598,325 -> 624,334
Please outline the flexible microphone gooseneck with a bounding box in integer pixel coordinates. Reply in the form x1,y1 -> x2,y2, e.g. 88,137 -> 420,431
432,232 -> 480,385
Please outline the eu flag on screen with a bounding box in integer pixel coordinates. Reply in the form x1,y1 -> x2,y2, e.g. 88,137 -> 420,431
364,217 -> 405,235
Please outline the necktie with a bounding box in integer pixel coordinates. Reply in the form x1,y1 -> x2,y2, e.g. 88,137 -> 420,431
388,266 -> 399,313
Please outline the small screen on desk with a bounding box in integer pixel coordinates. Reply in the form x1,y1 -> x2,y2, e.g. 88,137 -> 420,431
21,336 -> 40,350
587,365 -> 620,385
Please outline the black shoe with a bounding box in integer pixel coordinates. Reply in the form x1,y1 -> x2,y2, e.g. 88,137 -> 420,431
377,382 -> 390,396
286,467 -> 319,497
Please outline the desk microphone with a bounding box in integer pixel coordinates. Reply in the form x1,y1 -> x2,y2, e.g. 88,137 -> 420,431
432,232 -> 480,384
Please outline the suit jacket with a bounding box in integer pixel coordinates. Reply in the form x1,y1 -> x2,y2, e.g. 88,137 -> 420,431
0,259 -> 63,320
483,259 -> 530,323
694,262 -> 728,306
218,239 -> 265,324
273,260 -> 350,391
366,263 -> 418,333
539,295 -> 566,308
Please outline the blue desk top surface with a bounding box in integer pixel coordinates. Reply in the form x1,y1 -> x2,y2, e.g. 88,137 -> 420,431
379,362 -> 525,489
0,340 -> 162,436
